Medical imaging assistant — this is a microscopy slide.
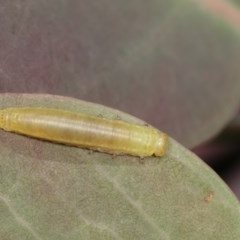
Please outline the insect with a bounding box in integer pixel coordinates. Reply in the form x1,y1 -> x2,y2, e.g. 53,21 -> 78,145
0,107 -> 168,157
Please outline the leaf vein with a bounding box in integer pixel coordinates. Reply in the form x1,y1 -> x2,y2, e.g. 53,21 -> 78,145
0,194 -> 43,240
96,165 -> 170,239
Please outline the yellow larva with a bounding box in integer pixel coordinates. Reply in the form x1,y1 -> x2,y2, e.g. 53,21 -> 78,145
0,107 -> 168,157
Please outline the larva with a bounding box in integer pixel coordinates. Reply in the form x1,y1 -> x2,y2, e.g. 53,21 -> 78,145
0,107 -> 168,157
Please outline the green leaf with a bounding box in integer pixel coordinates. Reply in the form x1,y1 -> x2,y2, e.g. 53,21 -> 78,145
0,94 -> 239,240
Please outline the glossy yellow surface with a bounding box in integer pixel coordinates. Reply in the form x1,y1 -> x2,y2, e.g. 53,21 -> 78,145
0,107 -> 168,157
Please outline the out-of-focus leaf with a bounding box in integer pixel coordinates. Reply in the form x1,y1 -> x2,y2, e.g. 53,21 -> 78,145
0,1 -> 240,147
193,112 -> 240,200
228,110 -> 240,132
231,0 -> 240,8
225,157 -> 240,200
193,142 -> 239,164
193,140 -> 240,200
0,93 -> 239,240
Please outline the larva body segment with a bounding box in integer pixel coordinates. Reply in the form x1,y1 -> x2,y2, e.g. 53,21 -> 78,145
0,107 -> 168,157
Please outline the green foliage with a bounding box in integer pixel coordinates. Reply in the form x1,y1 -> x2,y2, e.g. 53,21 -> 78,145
0,94 -> 239,239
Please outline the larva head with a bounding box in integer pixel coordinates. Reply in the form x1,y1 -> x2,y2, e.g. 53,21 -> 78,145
154,132 -> 168,157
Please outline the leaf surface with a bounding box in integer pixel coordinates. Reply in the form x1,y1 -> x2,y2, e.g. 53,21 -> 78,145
0,94 -> 239,240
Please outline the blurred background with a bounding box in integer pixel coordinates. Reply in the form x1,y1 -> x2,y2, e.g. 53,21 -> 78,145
0,0 -> 240,199
193,112 -> 240,200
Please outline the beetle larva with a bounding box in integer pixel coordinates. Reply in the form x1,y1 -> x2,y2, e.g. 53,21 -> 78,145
0,107 -> 168,157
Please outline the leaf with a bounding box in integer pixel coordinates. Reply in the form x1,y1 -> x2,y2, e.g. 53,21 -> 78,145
0,94 -> 239,240
1,1 -> 240,147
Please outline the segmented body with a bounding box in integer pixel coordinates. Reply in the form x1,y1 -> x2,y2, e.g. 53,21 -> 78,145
0,107 -> 168,157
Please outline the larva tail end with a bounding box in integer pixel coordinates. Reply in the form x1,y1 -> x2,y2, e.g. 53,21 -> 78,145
0,109 -> 10,131
154,132 -> 168,157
